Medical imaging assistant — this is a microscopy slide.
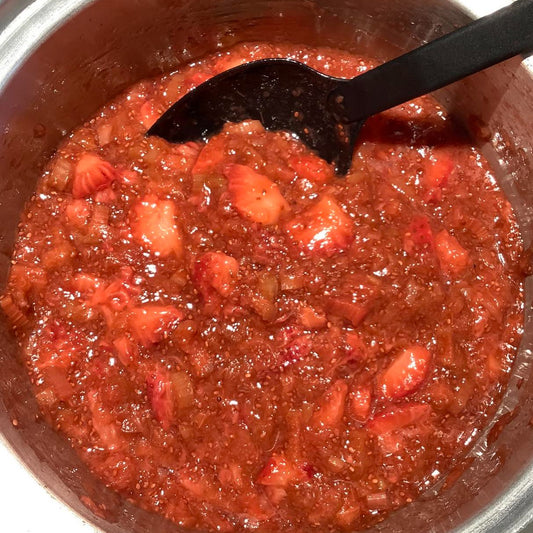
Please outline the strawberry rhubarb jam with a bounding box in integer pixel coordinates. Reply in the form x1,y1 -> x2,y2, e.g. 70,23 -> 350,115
2,43 -> 527,532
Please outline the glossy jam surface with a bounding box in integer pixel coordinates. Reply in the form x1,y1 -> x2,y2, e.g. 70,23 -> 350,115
2,43 -> 525,532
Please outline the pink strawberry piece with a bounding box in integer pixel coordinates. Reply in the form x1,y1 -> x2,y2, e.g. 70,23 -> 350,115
377,345 -> 431,400
239,494 -> 276,522
256,454 -> 306,487
139,100 -> 161,130
72,153 -> 118,199
192,251 -> 239,299
312,379 -> 349,428
326,297 -> 368,327
170,141 -> 202,173
176,141 -> 202,159
288,153 -> 333,184
275,325 -> 302,347
146,370 -> 175,430
298,305 -> 327,328
33,322 -> 82,370
96,122 -> 113,146
8,264 -> 47,297
128,305 -> 184,346
130,194 -> 183,258
279,335 -> 312,367
336,503 -> 361,528
487,350 -> 503,381
112,336 -> 137,367
87,390 -> 122,450
90,280 -> 131,312
404,215 -> 433,254
119,169 -> 141,186
366,403 -> 432,435
93,187 -> 117,204
214,53 -> 247,73
191,136 -> 226,176
37,336 -> 77,370
264,486 -> 288,506
65,199 -> 92,228
225,164 -> 290,225
344,332 -> 367,363
423,154 -> 454,202
71,273 -> 103,294
349,385 -> 372,422
186,71 -> 212,88
286,195 -> 354,256
434,229 -> 470,275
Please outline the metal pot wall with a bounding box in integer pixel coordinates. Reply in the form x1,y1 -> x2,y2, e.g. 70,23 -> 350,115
0,0 -> 532,531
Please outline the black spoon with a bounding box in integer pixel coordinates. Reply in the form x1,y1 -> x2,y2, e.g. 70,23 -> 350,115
148,0 -> 533,175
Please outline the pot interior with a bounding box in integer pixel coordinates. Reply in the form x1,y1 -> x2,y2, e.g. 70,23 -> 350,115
0,1 -> 532,532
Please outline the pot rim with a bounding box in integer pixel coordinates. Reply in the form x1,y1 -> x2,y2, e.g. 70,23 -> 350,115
0,1 -> 532,532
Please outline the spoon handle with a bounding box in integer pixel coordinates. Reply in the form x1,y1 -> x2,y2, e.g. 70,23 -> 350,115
331,0 -> 533,123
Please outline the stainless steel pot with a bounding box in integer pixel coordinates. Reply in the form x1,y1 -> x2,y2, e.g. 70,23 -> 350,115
0,0 -> 532,531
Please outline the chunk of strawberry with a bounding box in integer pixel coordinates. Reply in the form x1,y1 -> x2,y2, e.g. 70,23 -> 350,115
96,122 -> 114,146
87,390 -> 122,450
139,100 -> 161,130
264,486 -> 288,506
72,153 -> 117,199
288,153 -> 333,184
349,385 -> 372,422
71,273 -> 103,294
119,169 -> 141,186
192,251 -> 239,299
279,335 -> 312,367
312,379 -> 349,428
403,215 -> 433,254
35,324 -> 78,370
225,164 -> 290,225
8,264 -> 47,299
176,141 -> 202,160
214,53 -> 248,73
223,120 -> 266,136
89,280 -> 131,312
326,297 -> 368,327
336,503 -> 361,528
191,136 -> 226,176
377,345 -> 431,400
344,332 -> 367,363
286,195 -> 354,256
298,305 -> 327,328
160,144 -> 202,177
112,336 -> 137,367
128,305 -> 184,346
146,370 -> 174,430
93,187 -> 117,204
423,154 -> 454,202
239,494 -> 276,522
256,454 -> 306,487
366,403 -> 432,435
487,349 -> 503,381
434,229 -> 470,275
186,71 -> 212,88
65,199 -> 92,228
130,194 -> 183,258
41,367 -> 74,402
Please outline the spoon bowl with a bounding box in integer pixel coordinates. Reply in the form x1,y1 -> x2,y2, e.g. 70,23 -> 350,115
148,59 -> 361,174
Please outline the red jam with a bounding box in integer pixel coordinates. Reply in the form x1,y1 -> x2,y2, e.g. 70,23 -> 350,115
2,42 -> 526,532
